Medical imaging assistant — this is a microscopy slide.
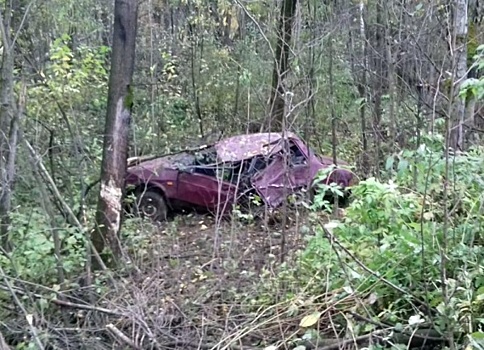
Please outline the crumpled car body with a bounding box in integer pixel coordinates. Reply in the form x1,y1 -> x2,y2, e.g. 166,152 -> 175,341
125,132 -> 356,218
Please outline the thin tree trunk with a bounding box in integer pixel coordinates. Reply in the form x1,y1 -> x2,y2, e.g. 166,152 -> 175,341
385,0 -> 396,150
372,0 -> 385,177
450,0 -> 468,151
268,0 -> 297,130
92,0 -> 139,266
356,0 -> 369,175
0,5 -> 15,249
306,0 -> 316,146
329,35 -> 340,217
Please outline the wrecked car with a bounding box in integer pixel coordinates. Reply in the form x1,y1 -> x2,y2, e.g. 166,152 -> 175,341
124,132 -> 356,221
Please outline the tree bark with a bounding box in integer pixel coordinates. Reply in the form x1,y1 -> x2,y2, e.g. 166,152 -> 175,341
92,0 -> 139,266
358,0 -> 369,175
372,0 -> 384,177
0,4 -> 16,249
268,0 -> 297,131
450,0 -> 468,151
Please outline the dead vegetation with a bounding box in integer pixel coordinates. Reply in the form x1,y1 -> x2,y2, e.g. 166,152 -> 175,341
0,211 -> 339,349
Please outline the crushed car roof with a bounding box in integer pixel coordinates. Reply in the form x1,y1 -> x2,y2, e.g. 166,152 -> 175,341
214,132 -> 297,162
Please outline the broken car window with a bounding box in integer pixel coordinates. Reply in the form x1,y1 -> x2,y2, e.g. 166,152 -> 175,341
289,143 -> 307,165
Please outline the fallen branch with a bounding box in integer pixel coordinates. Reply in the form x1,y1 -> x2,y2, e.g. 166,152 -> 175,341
0,329 -> 11,350
106,324 -> 141,350
0,283 -> 122,317
0,267 -> 44,350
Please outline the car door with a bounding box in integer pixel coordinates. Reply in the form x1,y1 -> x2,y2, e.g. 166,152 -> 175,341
176,164 -> 237,213
251,142 -> 311,207
251,154 -> 289,208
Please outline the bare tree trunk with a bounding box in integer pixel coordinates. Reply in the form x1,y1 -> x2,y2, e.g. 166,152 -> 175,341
372,0 -> 385,177
355,0 -> 369,175
450,0 -> 468,151
92,0 -> 139,266
385,0 -> 396,150
0,4 -> 15,249
268,0 -> 297,130
329,35 -> 340,217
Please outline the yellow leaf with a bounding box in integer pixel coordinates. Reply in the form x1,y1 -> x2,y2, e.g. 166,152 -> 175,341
299,312 -> 321,328
423,212 -> 434,221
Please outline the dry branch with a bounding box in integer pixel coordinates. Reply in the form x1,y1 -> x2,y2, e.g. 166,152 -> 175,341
0,283 -> 122,317
106,324 -> 141,349
23,139 -> 109,274
0,329 -> 11,350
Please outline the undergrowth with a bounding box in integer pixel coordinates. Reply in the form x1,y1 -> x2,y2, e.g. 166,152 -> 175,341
255,137 -> 484,349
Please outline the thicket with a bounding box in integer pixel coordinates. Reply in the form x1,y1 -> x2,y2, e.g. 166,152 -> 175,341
1,0 -> 484,349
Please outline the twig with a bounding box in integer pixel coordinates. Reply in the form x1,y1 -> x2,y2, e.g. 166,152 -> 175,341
0,267 -> 45,350
0,329 -> 11,350
106,324 -> 141,350
23,139 -> 110,275
0,283 -> 122,316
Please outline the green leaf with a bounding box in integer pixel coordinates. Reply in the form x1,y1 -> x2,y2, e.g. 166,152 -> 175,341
471,332 -> 484,340
385,156 -> 394,170
397,159 -> 409,173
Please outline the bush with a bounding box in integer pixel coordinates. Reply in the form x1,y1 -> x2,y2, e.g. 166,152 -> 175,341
266,138 -> 484,343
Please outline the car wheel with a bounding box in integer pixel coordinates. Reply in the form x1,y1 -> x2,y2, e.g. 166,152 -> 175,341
134,188 -> 168,222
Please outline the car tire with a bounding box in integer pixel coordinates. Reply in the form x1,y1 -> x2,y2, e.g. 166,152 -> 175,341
134,188 -> 168,222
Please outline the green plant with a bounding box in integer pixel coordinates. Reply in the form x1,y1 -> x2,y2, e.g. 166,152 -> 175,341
2,209 -> 86,285
261,137 -> 484,346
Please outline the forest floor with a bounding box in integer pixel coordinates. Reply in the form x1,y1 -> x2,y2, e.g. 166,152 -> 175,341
90,210 -> 344,349
3,209 -> 356,349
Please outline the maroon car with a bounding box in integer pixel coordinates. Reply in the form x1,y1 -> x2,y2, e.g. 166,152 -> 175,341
124,132 -> 356,221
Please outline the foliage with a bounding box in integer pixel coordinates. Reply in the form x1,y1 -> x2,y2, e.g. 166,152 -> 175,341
257,136 -> 484,344
461,44 -> 484,101
1,208 -> 86,285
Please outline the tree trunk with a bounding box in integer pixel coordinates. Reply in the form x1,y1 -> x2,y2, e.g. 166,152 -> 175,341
268,0 -> 297,131
450,0 -> 468,151
92,0 -> 139,266
0,4 -> 15,249
384,0 -> 396,150
352,0 -> 370,176
372,0 -> 385,177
